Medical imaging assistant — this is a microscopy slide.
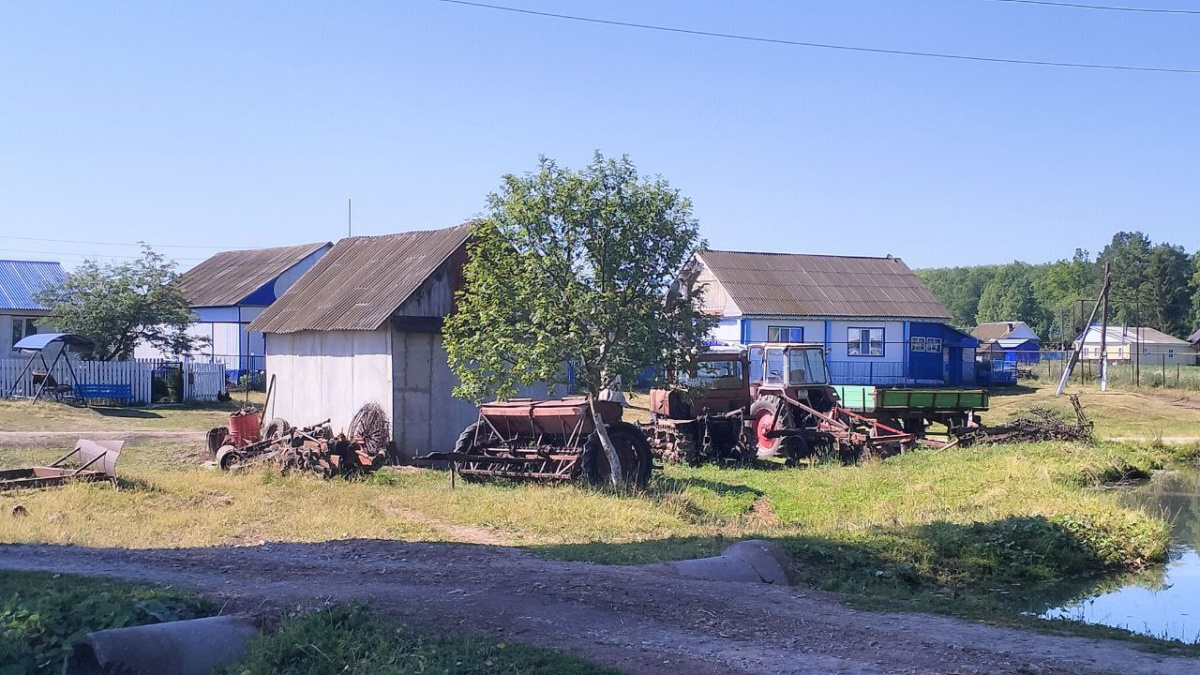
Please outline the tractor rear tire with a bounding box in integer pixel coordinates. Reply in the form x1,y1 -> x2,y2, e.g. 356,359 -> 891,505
584,421 -> 653,489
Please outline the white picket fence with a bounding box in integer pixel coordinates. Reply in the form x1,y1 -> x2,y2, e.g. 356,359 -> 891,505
0,358 -> 225,404
182,361 -> 227,402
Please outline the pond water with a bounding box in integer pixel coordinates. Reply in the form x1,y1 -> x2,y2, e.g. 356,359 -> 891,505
1039,469 -> 1200,643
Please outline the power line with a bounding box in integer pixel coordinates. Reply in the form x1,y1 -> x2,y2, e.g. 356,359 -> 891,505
987,0 -> 1200,15
432,0 -> 1200,73
0,234 -> 230,250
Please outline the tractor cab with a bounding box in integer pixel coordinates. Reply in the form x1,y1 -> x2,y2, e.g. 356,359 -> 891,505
649,348 -> 751,420
747,343 -> 838,413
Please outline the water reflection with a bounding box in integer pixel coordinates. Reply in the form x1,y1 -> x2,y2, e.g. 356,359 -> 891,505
1039,469 -> 1200,643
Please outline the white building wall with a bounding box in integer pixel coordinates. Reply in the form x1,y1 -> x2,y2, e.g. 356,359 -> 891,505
711,318 -> 741,344
264,327 -> 393,434
827,320 -> 905,362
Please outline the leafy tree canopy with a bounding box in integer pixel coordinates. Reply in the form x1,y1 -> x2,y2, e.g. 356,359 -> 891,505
35,247 -> 203,361
444,153 -> 714,401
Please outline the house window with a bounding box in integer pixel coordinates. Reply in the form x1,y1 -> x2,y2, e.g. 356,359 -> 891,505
925,337 -> 942,353
11,317 -> 38,349
910,337 -> 926,352
848,327 -> 884,357
767,326 -> 804,343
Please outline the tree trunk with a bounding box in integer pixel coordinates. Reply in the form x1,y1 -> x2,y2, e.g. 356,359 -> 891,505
588,394 -> 623,487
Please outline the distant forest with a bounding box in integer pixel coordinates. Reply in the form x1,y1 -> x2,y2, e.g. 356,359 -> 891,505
916,232 -> 1200,347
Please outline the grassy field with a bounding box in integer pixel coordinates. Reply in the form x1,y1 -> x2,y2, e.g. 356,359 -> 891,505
985,383 -> 1200,439
0,392 -> 266,433
0,434 -> 1192,643
0,571 -> 611,675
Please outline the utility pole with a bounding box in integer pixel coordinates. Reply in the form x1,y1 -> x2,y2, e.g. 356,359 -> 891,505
1056,271 -> 1112,397
1099,262 -> 1110,392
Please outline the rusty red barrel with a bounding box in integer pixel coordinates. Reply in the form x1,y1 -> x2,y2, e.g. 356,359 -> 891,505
228,409 -> 261,447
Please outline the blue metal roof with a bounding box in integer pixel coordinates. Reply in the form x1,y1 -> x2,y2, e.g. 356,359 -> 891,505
0,260 -> 67,311
13,333 -> 94,352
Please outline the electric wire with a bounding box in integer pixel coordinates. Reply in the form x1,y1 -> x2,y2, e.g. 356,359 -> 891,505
432,0 -> 1200,73
987,0 -> 1200,15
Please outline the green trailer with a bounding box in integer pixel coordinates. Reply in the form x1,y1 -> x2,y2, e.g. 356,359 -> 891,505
834,385 -> 989,438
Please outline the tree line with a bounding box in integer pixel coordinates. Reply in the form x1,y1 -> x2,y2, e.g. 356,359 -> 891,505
916,232 -> 1200,346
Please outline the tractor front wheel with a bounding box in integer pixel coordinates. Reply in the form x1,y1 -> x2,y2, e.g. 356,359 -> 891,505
750,395 -> 787,459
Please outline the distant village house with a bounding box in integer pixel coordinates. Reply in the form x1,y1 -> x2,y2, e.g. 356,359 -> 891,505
136,242 -> 331,381
692,251 -> 977,386
0,260 -> 66,354
971,321 -> 1041,364
1073,325 -> 1196,366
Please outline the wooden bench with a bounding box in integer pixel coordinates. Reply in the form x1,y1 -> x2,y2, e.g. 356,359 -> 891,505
74,383 -> 135,405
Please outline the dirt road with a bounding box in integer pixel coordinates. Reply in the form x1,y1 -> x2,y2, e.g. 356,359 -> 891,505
0,540 -> 1193,675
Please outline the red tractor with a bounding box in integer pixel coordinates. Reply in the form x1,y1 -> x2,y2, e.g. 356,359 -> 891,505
647,343 -> 914,465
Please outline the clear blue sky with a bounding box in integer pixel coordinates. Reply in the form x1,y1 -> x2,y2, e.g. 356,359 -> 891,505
2,0 -> 1197,271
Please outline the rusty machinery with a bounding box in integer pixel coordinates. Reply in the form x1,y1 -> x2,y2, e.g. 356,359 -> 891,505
423,398 -> 654,488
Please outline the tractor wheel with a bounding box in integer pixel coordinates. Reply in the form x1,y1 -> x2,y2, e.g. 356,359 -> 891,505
206,427 -> 228,455
264,418 -> 292,440
584,422 -> 653,489
750,395 -> 788,459
782,435 -> 811,468
658,423 -> 700,466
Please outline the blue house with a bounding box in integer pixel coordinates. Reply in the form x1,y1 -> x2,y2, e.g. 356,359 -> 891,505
693,250 -> 977,386
971,321 -> 1041,364
0,260 -> 67,354
135,242 -> 331,380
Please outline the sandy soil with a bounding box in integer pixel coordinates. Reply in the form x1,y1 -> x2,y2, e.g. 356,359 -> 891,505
0,539 -> 1194,675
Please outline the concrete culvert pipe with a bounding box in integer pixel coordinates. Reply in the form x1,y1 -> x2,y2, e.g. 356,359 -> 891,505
64,614 -> 259,675
639,540 -> 794,585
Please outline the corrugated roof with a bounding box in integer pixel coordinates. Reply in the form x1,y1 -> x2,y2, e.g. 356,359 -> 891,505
972,322 -> 1020,341
178,242 -> 330,307
0,260 -> 66,311
1076,325 -> 1192,347
1190,328 -> 1200,344
698,250 -> 953,320
248,224 -> 473,334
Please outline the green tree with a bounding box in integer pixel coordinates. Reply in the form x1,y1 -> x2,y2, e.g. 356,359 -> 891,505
1097,231 -> 1152,325
915,265 -> 999,328
35,247 -> 203,361
1191,252 -> 1200,332
1034,249 -> 1096,343
1144,243 -> 1192,336
445,153 -> 712,402
975,264 -> 1046,329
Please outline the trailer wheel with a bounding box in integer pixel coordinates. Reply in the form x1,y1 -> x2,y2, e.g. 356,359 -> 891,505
215,445 -> 242,471
264,418 -> 292,440
750,395 -> 788,458
584,422 -> 653,489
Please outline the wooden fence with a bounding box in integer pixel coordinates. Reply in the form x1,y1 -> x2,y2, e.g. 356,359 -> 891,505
0,358 -> 225,404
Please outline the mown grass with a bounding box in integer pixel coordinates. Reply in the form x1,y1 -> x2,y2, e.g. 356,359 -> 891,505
0,391 -> 266,433
0,570 -> 215,673
225,603 -> 617,675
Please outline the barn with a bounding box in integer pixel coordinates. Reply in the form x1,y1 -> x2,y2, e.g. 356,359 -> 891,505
248,224 -> 491,458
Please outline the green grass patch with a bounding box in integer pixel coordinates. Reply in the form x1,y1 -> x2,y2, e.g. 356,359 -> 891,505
0,571 -> 215,674
225,603 -> 617,675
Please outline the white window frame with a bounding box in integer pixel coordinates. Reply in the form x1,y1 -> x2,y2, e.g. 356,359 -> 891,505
925,337 -> 943,353
11,316 -> 38,349
767,326 -> 804,343
848,327 -> 885,357
910,337 -> 926,352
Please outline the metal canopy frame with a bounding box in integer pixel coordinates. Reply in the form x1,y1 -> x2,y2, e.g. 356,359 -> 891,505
4,333 -> 94,404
